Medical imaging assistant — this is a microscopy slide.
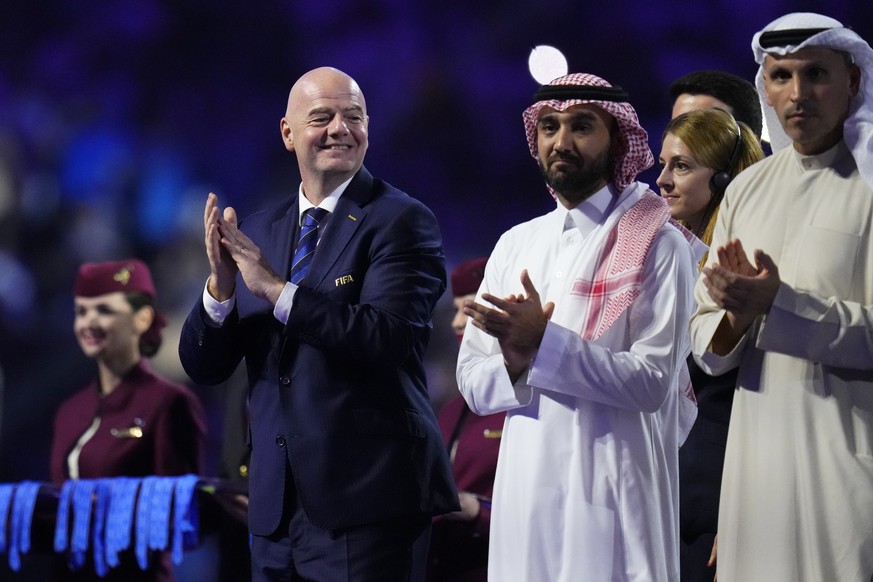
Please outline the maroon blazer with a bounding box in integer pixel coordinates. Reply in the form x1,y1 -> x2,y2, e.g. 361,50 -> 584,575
49,360 -> 207,582
50,360 -> 207,483
428,396 -> 504,582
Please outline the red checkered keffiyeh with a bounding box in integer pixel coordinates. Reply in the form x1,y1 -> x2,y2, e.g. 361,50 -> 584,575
571,191 -> 670,341
523,72 -> 654,192
571,187 -> 699,440
569,189 -> 700,342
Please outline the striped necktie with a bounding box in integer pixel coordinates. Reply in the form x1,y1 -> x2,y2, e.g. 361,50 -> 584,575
290,208 -> 328,285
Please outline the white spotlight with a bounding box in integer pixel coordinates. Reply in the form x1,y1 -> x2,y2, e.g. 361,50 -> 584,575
528,45 -> 568,85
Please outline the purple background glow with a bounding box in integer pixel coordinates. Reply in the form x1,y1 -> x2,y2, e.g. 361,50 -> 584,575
0,4 -> 869,571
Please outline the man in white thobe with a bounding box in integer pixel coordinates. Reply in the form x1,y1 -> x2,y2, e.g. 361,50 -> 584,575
457,73 -> 701,582
690,13 -> 873,582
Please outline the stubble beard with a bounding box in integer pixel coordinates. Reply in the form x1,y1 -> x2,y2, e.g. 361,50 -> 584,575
539,148 -> 611,205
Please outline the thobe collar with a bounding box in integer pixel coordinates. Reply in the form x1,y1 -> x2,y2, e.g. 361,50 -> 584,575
562,183 -> 618,238
296,176 -> 353,225
792,139 -> 851,172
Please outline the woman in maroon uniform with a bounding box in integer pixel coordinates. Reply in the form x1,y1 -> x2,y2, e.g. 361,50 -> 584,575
428,258 -> 505,582
50,259 -> 207,581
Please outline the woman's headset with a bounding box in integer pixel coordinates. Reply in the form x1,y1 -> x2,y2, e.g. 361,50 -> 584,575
710,116 -> 743,194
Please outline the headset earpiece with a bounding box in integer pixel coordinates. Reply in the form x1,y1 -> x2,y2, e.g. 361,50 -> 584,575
710,116 -> 743,195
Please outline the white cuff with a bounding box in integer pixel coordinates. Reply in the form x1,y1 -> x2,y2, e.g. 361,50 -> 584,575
202,282 -> 235,325
273,282 -> 298,325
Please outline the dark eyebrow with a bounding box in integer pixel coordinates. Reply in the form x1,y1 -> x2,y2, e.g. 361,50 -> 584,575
766,58 -> 832,74
539,110 -> 599,124
566,110 -> 599,122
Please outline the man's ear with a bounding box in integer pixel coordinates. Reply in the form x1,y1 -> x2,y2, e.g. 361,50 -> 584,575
280,118 -> 295,152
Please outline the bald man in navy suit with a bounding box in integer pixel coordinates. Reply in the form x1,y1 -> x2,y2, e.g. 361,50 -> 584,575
180,66 -> 458,582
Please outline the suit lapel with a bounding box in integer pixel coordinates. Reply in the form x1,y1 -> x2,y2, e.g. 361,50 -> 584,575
303,168 -> 374,288
269,199 -> 300,280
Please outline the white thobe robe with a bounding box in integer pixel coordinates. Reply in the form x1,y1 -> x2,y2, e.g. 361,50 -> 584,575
691,141 -> 873,582
457,183 -> 697,582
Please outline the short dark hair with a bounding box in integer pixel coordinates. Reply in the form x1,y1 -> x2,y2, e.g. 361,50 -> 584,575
669,70 -> 763,140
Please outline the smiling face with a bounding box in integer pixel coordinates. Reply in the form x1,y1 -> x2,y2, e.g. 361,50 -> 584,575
657,133 -> 715,230
73,292 -> 149,363
536,103 -> 614,208
280,67 -> 369,198
763,46 -> 860,155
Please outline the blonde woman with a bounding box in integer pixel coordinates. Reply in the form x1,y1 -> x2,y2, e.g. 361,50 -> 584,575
657,107 -> 764,581
658,107 -> 764,267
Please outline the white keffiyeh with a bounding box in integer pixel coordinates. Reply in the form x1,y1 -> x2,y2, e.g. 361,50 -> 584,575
753,12 -> 873,191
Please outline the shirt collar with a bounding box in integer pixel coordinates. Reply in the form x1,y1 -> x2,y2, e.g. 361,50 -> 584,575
297,176 -> 353,225
562,183 -> 617,237
792,139 -> 849,172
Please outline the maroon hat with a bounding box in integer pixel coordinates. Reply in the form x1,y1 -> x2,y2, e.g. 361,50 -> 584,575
451,257 -> 488,297
73,259 -> 157,299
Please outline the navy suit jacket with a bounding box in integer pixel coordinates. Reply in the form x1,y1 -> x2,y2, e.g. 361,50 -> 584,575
180,167 -> 459,535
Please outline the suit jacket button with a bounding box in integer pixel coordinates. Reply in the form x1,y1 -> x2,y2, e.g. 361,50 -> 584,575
280,376 -> 291,386
275,436 -> 286,447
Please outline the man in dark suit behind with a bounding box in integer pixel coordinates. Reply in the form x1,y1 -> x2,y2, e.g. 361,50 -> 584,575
179,66 -> 458,581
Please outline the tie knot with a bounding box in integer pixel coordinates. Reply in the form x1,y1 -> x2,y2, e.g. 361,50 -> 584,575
302,207 -> 328,227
